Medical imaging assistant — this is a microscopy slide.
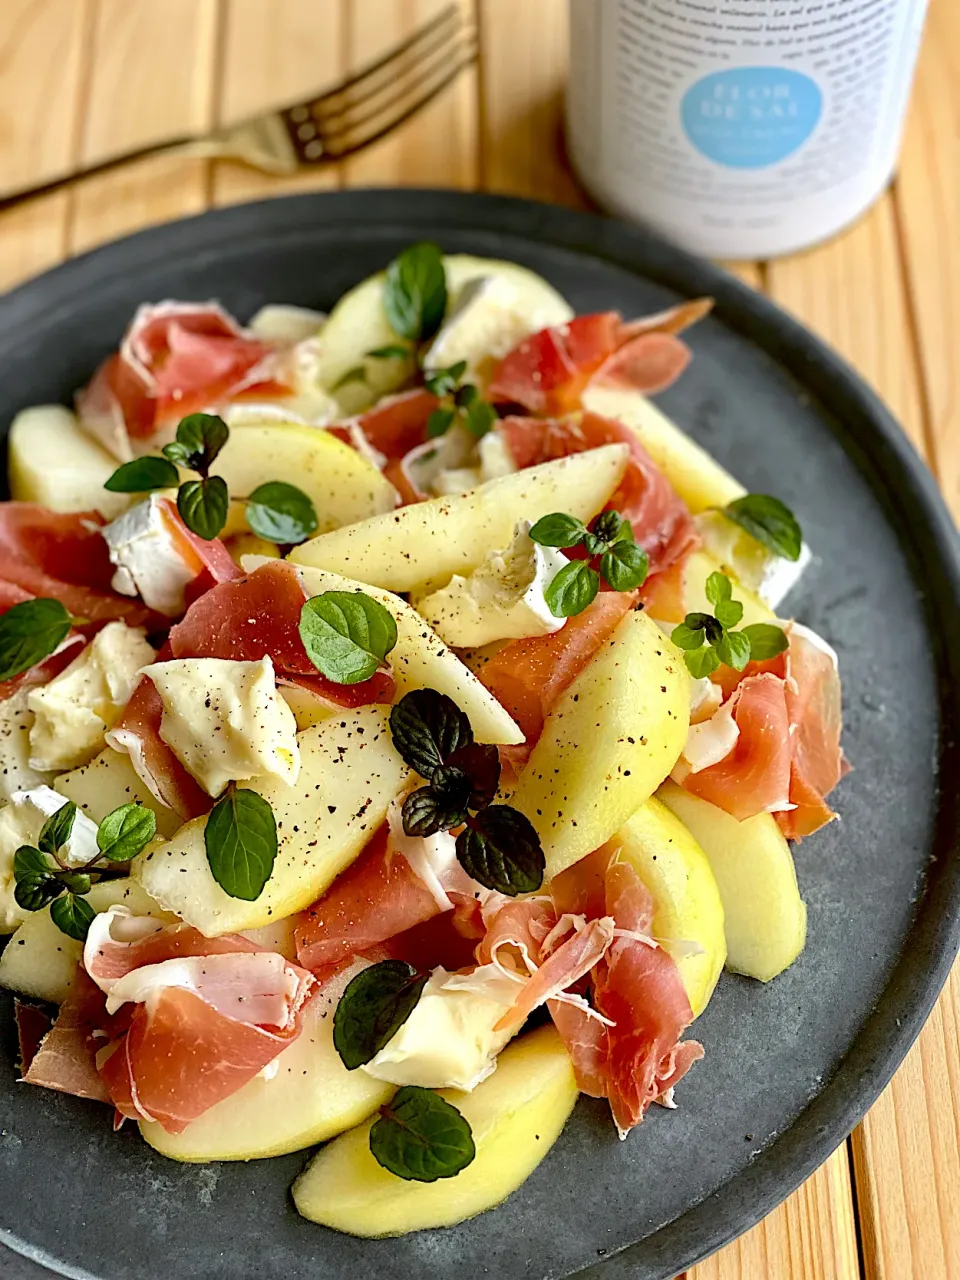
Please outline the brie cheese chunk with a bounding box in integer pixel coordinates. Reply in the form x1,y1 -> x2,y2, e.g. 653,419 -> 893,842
28,623 -> 154,772
424,275 -> 563,386
413,519 -> 568,648
0,689 -> 51,803
101,495 -> 199,617
432,429 -> 518,498
362,964 -> 519,1092
0,787 -> 101,926
139,655 -> 300,797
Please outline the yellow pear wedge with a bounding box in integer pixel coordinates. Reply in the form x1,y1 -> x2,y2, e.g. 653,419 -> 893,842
511,610 -> 689,880
133,707 -> 410,936
657,780 -> 806,982
141,968 -> 393,1161
611,798 -> 726,1016
292,1025 -> 577,1236
290,446 -> 628,595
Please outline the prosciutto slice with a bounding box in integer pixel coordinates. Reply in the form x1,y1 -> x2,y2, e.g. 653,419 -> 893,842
547,849 -> 703,1136
76,909 -> 316,1133
77,302 -> 288,458
0,504 -> 155,630
488,306 -> 708,417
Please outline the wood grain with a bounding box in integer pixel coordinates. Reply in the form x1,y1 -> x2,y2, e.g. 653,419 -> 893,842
343,0 -> 479,191
895,0 -> 960,515
213,0 -> 344,205
767,179 -> 960,1280
0,0 -> 94,290
68,0 -> 220,255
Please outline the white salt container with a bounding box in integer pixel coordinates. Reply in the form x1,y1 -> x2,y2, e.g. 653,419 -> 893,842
566,0 -> 930,258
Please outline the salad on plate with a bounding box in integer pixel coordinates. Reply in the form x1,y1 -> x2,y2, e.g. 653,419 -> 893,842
0,243 -> 844,1236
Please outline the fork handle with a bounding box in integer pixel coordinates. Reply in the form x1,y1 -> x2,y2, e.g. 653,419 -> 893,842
0,118 -> 300,214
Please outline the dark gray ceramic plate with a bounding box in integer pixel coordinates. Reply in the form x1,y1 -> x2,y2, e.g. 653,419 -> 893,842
0,190 -> 957,1280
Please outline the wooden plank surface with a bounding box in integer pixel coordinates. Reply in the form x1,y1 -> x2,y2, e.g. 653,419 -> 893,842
0,0 -> 957,1277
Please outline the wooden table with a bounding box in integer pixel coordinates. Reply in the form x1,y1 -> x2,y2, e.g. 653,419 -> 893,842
0,2 -> 957,1277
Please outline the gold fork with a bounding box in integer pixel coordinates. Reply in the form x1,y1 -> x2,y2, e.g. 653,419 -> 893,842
0,5 -> 476,213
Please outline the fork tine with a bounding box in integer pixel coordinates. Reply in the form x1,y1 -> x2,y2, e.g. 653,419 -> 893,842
322,42 -> 479,162
317,31 -> 478,145
310,9 -> 463,123
286,4 -> 460,118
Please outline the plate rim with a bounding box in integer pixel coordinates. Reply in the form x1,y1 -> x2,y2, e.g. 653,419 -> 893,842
0,187 -> 958,1280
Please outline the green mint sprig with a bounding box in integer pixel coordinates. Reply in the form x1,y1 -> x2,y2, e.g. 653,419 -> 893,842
388,689 -> 544,896
104,412 -> 318,545
528,509 -> 650,618
13,801 -> 158,941
671,571 -> 789,678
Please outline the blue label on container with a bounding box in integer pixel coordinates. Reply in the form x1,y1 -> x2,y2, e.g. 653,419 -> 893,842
681,67 -> 822,169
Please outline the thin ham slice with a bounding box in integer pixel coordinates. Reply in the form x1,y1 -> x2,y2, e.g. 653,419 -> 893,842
475,591 -> 637,768
0,504 -> 155,630
494,916 -> 616,1035
778,625 -> 845,840
547,849 -> 703,1136
74,910 -> 317,1133
77,302 -> 288,457
295,825 -> 443,979
153,497 -> 243,604
167,559 -> 395,707
22,971 -> 112,1104
496,412 -> 698,581
676,673 -> 793,819
488,306 -> 707,417
105,676 -> 212,820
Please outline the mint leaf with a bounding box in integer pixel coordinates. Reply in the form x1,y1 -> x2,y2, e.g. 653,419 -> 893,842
331,365 -> 369,391
592,510 -> 625,545
685,646 -> 721,679
725,494 -> 802,562
299,591 -> 398,685
371,1085 -> 476,1182
715,628 -> 752,671
366,344 -> 411,360
333,960 -> 428,1070
12,847 -> 61,912
464,398 -> 496,438
544,561 -> 599,618
204,788 -> 277,901
424,361 -> 467,397
446,742 -> 501,811
742,622 -> 790,661
38,802 -> 77,856
170,412 -> 229,474
456,805 -> 545,895
528,513 -> 587,549
0,599 -> 73,683
426,407 -> 456,439
177,475 -> 229,540
370,1086 -> 475,1182
104,456 -> 179,493
714,597 -> 744,629
383,242 -> 447,343
388,689 -> 473,780
670,622 -> 705,651
600,541 -> 649,592
245,481 -> 318,545
97,803 -> 157,863
50,893 -> 95,942
705,571 -> 732,608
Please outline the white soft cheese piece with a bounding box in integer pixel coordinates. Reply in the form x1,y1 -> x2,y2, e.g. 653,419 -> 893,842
101,495 -> 198,617
423,275 -> 540,381
27,623 -> 155,772
362,965 -> 519,1092
0,689 -> 51,803
0,784 -> 94,930
694,510 -> 812,610
413,519 -> 568,648
432,430 -> 518,497
140,655 -> 300,797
